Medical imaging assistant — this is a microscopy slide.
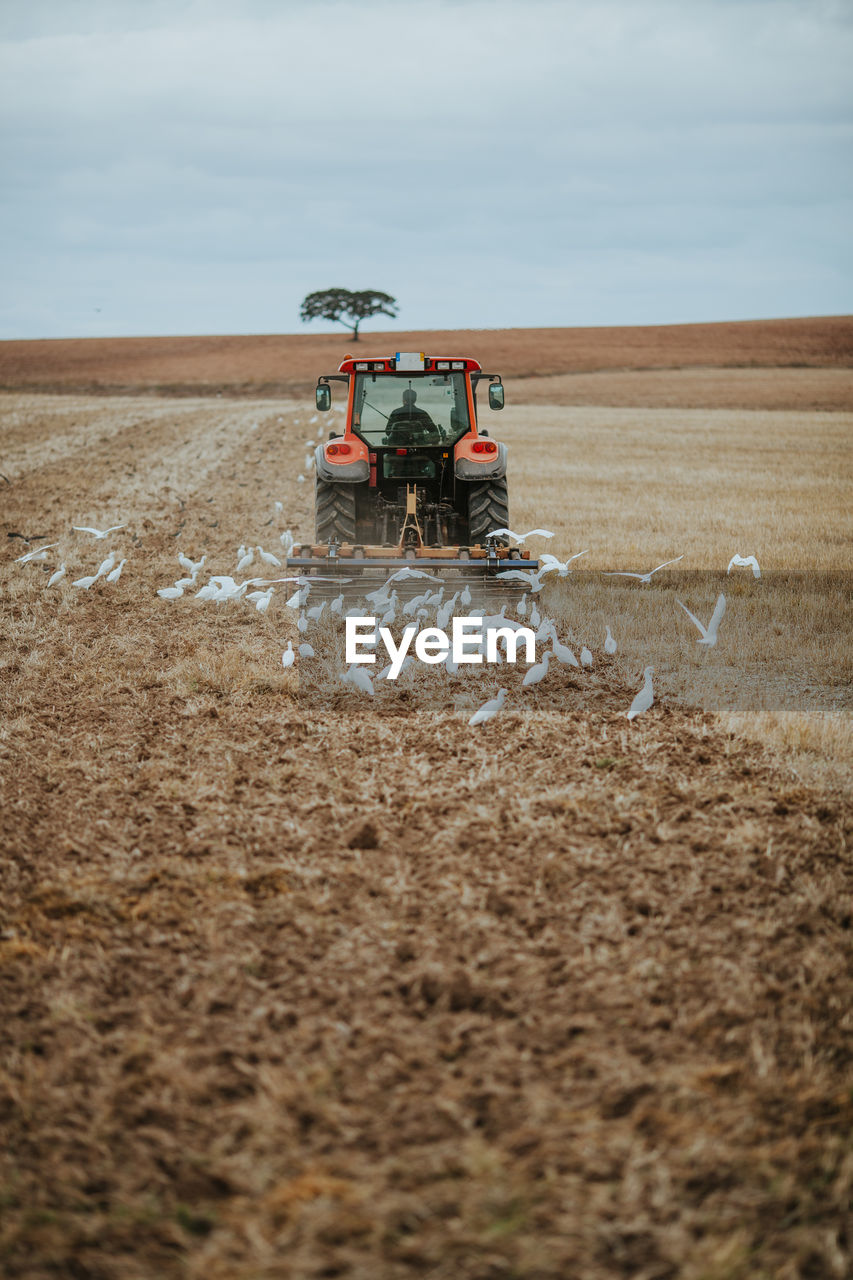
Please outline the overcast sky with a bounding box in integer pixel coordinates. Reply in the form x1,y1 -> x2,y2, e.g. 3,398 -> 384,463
1,0 -> 851,339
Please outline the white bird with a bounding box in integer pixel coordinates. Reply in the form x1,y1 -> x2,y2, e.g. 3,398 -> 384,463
468,687 -> 507,726
106,558 -> 126,583
236,547 -> 254,573
304,453 -> 313,470
529,601 -> 541,628
257,545 -> 282,567
47,563 -> 66,587
539,549 -> 589,576
72,572 -> 101,589
676,593 -> 727,646
280,529 -> 295,554
157,585 -> 184,600
523,650 -> 551,688
380,592 -> 398,627
281,642 -> 295,668
95,551 -> 117,579
627,666 -> 654,720
460,583 -> 472,606
306,601 -> 326,622
304,439 -> 315,448
603,556 -> 684,584
341,665 -> 374,696
297,474 -> 306,484
727,553 -> 761,579
580,646 -> 593,667
249,588 -> 273,613
286,586 -> 307,609
178,552 -> 205,577
72,524 -> 126,539
174,576 -> 196,590
274,501 -> 284,514
15,541 -> 59,564
548,627 -> 579,667
516,592 -> 528,617
297,612 -> 308,633
495,568 -> 544,591
487,527 -> 555,545
386,567 -> 436,584
298,642 -> 315,658
330,592 -> 345,615
435,592 -> 459,631
605,626 -> 617,654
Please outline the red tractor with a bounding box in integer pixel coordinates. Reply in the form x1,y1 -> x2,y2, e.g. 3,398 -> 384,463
295,352 -> 519,570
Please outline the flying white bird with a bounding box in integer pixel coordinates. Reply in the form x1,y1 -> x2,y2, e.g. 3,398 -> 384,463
16,542 -> 59,564
727,553 -> 761,579
605,626 -> 617,654
523,650 -> 551,688
47,564 -> 66,587
281,642 -> 295,668
627,666 -> 654,720
341,665 -> 375,696
676,593 -> 727,646
106,558 -> 126,583
603,556 -> 684,584
468,687 -> 507,726
256,546 -> 282,567
157,585 -> 184,600
72,524 -> 126,539
386,567 -> 436,584
539,550 -> 590,577
298,642 -> 315,658
487,527 -> 555,545
580,646 -> 593,667
496,568 -> 544,592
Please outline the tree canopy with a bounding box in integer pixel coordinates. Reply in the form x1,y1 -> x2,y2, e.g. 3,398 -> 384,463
299,288 -> 398,341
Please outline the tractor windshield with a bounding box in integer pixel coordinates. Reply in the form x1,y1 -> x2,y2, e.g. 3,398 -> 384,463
352,372 -> 470,447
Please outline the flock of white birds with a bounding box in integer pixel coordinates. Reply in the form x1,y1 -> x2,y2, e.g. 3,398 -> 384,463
12,513 -> 761,729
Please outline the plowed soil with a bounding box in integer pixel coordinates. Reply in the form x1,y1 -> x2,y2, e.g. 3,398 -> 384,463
1,329 -> 851,1280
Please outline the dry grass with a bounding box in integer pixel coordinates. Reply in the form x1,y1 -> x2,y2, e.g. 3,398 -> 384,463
1,349 -> 851,1279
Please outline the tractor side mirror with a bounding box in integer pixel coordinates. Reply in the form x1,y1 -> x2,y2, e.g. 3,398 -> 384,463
315,383 -> 331,412
488,382 -> 505,411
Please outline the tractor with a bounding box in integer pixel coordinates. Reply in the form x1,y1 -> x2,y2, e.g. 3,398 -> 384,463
288,352 -> 529,573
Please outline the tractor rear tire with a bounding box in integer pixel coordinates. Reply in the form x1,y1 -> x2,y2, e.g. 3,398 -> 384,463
315,478 -> 357,544
467,476 -> 509,545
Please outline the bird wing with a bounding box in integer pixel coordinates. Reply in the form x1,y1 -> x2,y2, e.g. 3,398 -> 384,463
72,526 -> 99,535
707,593 -> 727,637
522,529 -> 555,539
566,549 -> 589,565
486,527 -> 516,541
676,598 -> 708,639
651,556 -> 684,574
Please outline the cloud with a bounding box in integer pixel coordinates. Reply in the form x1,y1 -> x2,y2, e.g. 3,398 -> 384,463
1,0 -> 851,336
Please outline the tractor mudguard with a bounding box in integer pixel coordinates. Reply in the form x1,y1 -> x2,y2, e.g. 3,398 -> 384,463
454,441 -> 508,482
313,443 -> 369,484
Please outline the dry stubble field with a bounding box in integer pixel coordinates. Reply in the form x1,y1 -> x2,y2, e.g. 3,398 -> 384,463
1,321 -> 852,1280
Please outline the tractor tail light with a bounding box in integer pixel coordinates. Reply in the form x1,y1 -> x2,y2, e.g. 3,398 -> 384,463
327,442 -> 352,457
472,440 -> 498,454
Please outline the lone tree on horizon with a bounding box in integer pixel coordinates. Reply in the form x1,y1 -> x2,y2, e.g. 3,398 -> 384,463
299,288 -> 398,341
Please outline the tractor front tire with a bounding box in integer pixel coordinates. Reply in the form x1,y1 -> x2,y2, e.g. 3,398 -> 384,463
315,478 -> 357,544
467,476 -> 509,545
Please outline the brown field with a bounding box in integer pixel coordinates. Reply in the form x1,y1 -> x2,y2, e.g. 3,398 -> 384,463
1,322 -> 851,1279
